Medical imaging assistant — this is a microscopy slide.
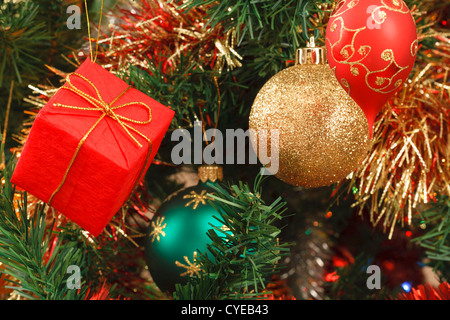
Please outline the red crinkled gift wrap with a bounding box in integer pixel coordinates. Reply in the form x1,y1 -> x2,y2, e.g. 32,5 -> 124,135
11,59 -> 175,236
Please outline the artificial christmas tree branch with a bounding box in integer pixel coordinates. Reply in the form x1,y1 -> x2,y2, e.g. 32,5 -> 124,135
1,80 -> 14,170
0,154 -> 157,300
124,54 -> 248,130
173,174 -> 292,300
413,196 -> 450,282
0,1 -> 50,86
0,157 -> 89,299
179,0 -> 331,47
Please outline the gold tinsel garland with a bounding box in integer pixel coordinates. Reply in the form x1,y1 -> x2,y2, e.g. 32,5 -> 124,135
345,32 -> 449,239
77,0 -> 242,73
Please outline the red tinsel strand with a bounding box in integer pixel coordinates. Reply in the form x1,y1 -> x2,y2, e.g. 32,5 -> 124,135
395,282 -> 450,300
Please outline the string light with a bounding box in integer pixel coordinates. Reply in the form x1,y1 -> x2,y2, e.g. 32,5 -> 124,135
401,281 -> 412,293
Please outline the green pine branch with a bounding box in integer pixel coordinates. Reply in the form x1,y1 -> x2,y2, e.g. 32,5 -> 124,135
178,0 -> 332,47
324,253 -> 393,300
123,54 -> 249,130
0,154 -> 162,300
0,1 -> 51,87
0,157 -> 91,300
412,196 -> 450,282
0,0 -> 86,154
173,174 -> 292,300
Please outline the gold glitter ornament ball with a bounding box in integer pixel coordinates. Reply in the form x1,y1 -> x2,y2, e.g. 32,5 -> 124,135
249,39 -> 370,188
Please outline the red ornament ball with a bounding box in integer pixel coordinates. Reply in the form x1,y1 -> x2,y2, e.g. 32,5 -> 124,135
325,0 -> 418,136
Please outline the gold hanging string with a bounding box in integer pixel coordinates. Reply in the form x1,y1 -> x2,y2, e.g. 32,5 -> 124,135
197,104 -> 209,146
84,0 -> 93,61
95,0 -> 104,62
197,76 -> 222,166
198,76 -> 222,145
1,80 -> 14,168
211,76 -> 221,144
84,0 -> 104,62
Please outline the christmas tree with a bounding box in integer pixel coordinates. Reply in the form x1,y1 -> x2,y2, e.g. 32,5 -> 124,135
0,0 -> 449,305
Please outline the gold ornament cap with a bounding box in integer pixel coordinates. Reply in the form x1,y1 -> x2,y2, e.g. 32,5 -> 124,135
198,165 -> 223,183
295,37 -> 326,65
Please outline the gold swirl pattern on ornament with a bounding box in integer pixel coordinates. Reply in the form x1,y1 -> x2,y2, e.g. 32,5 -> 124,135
380,0 -> 410,14
410,39 -> 418,57
351,66 -> 359,76
365,50 -> 409,93
341,78 -> 351,94
331,0 -> 411,18
326,17 -> 370,65
327,16 -> 411,95
371,6 -> 387,26
330,0 -> 360,18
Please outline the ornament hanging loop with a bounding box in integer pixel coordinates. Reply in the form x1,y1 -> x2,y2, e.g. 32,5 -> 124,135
295,36 -> 326,65
84,0 -> 104,62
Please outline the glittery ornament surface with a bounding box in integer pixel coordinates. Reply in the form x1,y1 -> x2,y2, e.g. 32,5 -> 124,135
249,64 -> 370,188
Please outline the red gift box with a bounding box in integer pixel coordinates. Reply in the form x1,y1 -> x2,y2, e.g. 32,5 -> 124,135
11,59 -> 174,236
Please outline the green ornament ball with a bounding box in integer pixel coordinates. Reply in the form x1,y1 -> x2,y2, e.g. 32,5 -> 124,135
144,178 -> 223,294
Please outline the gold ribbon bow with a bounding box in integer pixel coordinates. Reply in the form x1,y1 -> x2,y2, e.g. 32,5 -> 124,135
48,72 -> 153,205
